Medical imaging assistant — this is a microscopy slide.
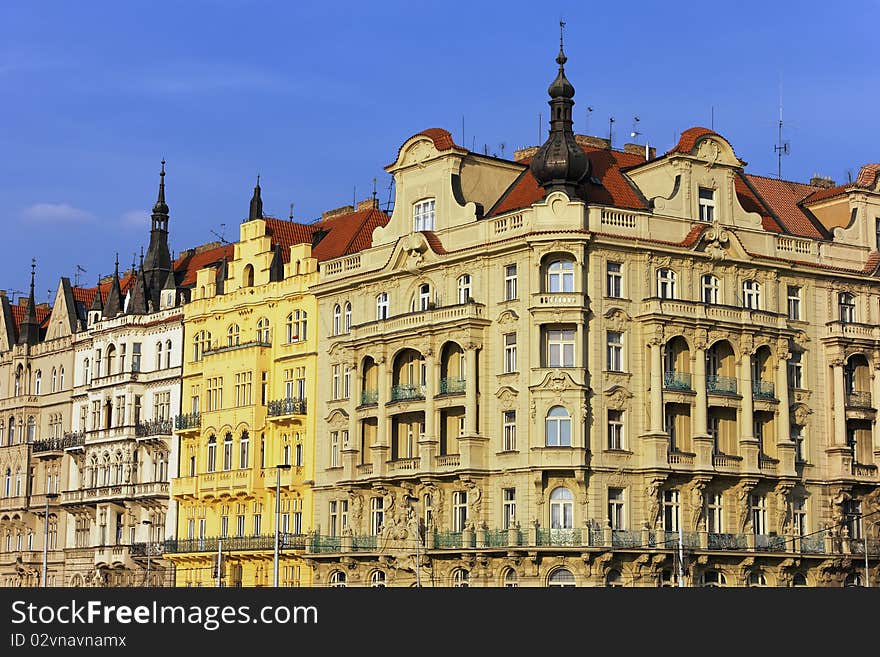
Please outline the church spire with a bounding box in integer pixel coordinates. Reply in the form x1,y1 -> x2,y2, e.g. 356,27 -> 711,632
18,258 -> 39,346
529,21 -> 590,199
143,159 -> 173,311
247,175 -> 263,221
89,274 -> 104,312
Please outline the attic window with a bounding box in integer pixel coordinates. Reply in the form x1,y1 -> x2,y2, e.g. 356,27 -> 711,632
698,188 -> 715,222
413,199 -> 435,232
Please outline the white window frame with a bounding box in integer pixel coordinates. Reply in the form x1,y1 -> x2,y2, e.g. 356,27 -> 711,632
504,264 -> 517,300
606,331 -> 623,372
503,332 -> 517,373
376,292 -> 389,320
502,488 -> 516,529
606,261 -> 622,298
549,487 -> 574,529
457,274 -> 471,304
545,406 -> 572,447
413,198 -> 435,232
698,187 -> 715,222
657,268 -> 676,299
751,495 -> 767,535
839,292 -> 856,323
787,285 -> 801,320
452,491 -> 468,532
707,493 -> 723,533
702,274 -> 719,304
742,280 -> 761,310
547,259 -> 575,293
607,409 -> 624,450
546,328 -> 575,368
502,410 -> 516,451
608,488 -> 625,530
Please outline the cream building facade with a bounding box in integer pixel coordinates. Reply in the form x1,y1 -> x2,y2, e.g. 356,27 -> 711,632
305,49 -> 880,587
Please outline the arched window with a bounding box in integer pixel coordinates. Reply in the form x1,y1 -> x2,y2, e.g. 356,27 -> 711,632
701,274 -> 719,304
14,366 -> 22,396
156,341 -> 163,369
239,431 -> 249,469
742,280 -> 761,310
413,198 -> 435,231
206,436 -> 217,473
503,569 -> 518,588
792,573 -> 807,587
344,302 -> 352,333
332,305 -> 341,335
192,333 -> 201,362
257,318 -> 271,343
657,268 -> 676,299
88,455 -> 98,488
329,570 -> 347,587
26,417 -> 35,443
106,345 -> 116,375
102,453 -> 111,486
370,570 -> 386,587
545,406 -> 572,447
3,469 -> 10,497
286,311 -> 308,342
376,292 -> 389,320
223,433 -> 233,471
59,367 -> 64,390
548,568 -> 576,587
701,571 -> 727,587
242,264 -> 254,288
452,569 -> 469,588
748,572 -> 767,587
839,292 -> 856,323
51,367 -> 57,392
606,569 -> 624,587
547,259 -> 575,293
113,452 -> 123,484
227,324 -> 240,347
413,283 -> 431,312
549,487 -> 574,529
7,418 -> 13,446
83,358 -> 90,384
458,274 -> 472,304
14,468 -> 21,496
165,340 -> 172,368
34,370 -> 41,395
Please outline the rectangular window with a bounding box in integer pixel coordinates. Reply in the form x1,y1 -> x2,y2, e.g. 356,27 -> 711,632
413,199 -> 435,231
742,281 -> 761,310
708,415 -> 720,453
503,333 -> 517,373
329,501 -> 338,537
452,491 -> 468,532
787,352 -> 803,389
132,343 -> 142,372
330,431 -> 340,468
113,395 -> 125,427
698,187 -> 715,222
792,425 -> 806,462
787,286 -> 801,320
606,331 -> 623,372
751,495 -> 767,535
607,409 -> 624,450
343,368 -> 351,399
606,262 -> 622,298
662,490 -> 680,532
792,499 -> 806,537
707,493 -> 723,533
504,264 -> 517,300
331,365 -> 340,400
370,497 -> 384,536
253,513 -> 261,536
546,328 -> 575,368
608,488 -> 625,530
340,500 -> 348,533
502,411 -> 516,451
220,515 -> 229,539
502,488 -> 516,530
236,515 -> 245,537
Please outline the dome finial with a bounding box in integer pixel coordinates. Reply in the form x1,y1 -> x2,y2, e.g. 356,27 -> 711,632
557,19 -> 567,68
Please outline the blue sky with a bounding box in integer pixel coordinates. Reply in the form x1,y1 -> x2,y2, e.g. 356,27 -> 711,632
1,0 -> 877,303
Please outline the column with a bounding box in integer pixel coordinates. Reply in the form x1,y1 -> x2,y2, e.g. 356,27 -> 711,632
376,357 -> 389,446
832,359 -> 846,446
649,340 -> 664,433
347,361 -> 358,454
693,345 -> 708,437
776,357 -> 791,443
872,362 -> 880,461
740,353 -> 754,440
465,345 -> 478,435
423,351 -> 436,440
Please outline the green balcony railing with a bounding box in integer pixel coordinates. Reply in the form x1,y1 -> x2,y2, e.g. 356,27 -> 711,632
267,397 -> 307,417
390,384 -> 425,402
175,413 -> 201,431
752,380 -> 775,400
663,371 -> 692,391
438,377 -> 466,394
706,375 -> 737,395
360,389 -> 379,405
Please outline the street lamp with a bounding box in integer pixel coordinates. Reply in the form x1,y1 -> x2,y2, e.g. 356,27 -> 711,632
142,520 -> 153,587
273,463 -> 292,587
404,495 -> 422,587
41,492 -> 60,587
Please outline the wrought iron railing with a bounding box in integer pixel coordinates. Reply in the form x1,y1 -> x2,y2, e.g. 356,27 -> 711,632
485,529 -> 511,547
846,391 -> 873,408
175,413 -> 201,430
707,533 -> 748,550
755,534 -> 787,551
435,531 -> 465,548
438,377 -> 466,394
352,535 -> 377,551
136,419 -> 173,437
33,431 -> 85,453
360,390 -> 378,405
707,375 -> 737,395
390,384 -> 425,402
163,533 -> 306,554
310,535 -> 342,553
537,528 -> 580,546
663,371 -> 692,391
752,380 -> 775,399
129,541 -> 164,557
267,397 -> 307,416
611,530 -> 642,548
800,536 -> 825,553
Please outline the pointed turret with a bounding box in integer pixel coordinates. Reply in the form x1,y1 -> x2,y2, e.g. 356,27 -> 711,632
103,254 -> 124,318
127,250 -> 150,315
215,256 -> 228,295
143,160 -> 173,311
17,258 -> 40,346
247,175 -> 263,221
529,22 -> 590,199
89,275 -> 104,312
269,242 -> 284,282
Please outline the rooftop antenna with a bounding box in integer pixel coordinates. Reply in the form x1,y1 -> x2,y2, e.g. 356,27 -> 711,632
710,106 -> 715,131
74,264 -> 87,287
774,76 -> 790,179
210,223 -> 228,244
289,202 -> 294,220
608,116 -> 615,145
499,142 -> 506,158
8,289 -> 25,304
371,177 -> 377,202
384,175 -> 395,214
586,106 -> 593,134
630,116 -> 641,142
461,115 -> 465,145
353,186 -> 356,209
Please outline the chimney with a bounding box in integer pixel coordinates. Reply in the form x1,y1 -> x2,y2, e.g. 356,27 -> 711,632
810,175 -> 836,189
575,134 -> 611,150
321,205 -> 355,221
513,146 -> 540,162
623,143 -> 657,161
356,198 -> 378,212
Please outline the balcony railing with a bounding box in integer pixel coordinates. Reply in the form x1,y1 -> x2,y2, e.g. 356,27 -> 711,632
267,397 -> 307,417
846,391 -> 873,408
33,431 -> 85,453
438,377 -> 466,395
175,412 -> 201,430
537,528 -> 581,546
360,390 -> 378,406
752,380 -> 775,400
706,375 -> 737,395
663,371 -> 692,391
163,533 -> 306,554
203,339 -> 271,356
390,384 -> 425,402
136,419 -> 173,438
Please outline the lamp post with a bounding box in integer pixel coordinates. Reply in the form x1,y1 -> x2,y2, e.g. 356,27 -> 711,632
142,520 -> 153,587
41,492 -> 59,587
273,463 -> 292,587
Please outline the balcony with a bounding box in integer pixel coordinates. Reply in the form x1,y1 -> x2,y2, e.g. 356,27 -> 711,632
531,292 -> 585,307
752,380 -> 776,400
94,545 -> 136,568
663,371 -> 692,391
642,298 -> 784,329
136,419 -> 173,439
438,377 -> 466,395
175,412 -> 201,431
33,432 -> 84,455
163,533 -> 306,555
89,371 -> 139,389
434,453 -> 461,468
351,302 -> 486,340
846,391 -> 873,408
267,397 -> 307,417
667,450 -> 695,465
707,375 -> 737,395
0,496 -> 27,512
62,481 -> 169,505
390,384 -> 425,402
388,457 -> 421,472
203,339 -> 271,357
360,390 -> 378,406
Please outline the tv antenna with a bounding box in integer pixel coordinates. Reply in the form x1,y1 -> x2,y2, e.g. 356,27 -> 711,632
586,107 -> 593,134
210,223 -> 228,244
630,116 -> 641,141
774,82 -> 790,179
74,264 -> 87,287
499,142 -> 506,158
384,175 -> 395,214
8,289 -> 25,304
289,202 -> 294,220
608,116 -> 615,144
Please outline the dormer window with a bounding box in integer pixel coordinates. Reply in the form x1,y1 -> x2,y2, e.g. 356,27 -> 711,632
698,187 -> 715,222
413,199 -> 435,232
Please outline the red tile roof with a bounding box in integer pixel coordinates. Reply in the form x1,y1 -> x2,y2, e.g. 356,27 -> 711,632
668,127 -> 721,154
745,174 -> 829,239
803,183 -> 853,204
173,244 -> 235,288
734,174 -> 784,234
387,128 -> 466,169
263,218 -> 317,262
10,302 -> 51,336
856,163 -> 880,188
487,146 -> 647,217
72,273 -> 136,310
312,207 -> 390,261
420,230 -> 448,255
